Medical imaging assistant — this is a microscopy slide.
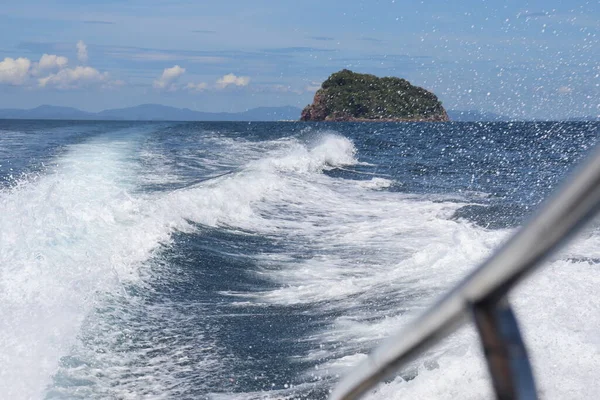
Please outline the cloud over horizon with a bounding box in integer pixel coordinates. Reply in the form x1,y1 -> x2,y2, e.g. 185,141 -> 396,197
0,57 -> 32,85
1,52 -> 254,93
153,65 -> 186,90
152,68 -> 250,92
38,66 -> 108,89
0,42 -> 116,90
216,73 -> 250,89
37,54 -> 69,71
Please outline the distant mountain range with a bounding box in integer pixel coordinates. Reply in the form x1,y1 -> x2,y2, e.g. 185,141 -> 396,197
0,105 -> 596,122
0,104 -> 303,121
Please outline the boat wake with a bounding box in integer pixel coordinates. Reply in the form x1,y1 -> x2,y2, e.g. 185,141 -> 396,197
0,123 -> 598,399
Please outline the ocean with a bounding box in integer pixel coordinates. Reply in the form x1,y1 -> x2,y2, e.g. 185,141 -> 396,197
0,120 -> 598,399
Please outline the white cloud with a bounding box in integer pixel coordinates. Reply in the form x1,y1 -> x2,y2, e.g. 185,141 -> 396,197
216,73 -> 250,88
0,57 -> 31,85
77,40 -> 88,64
38,66 -> 108,89
38,54 -> 69,70
186,82 -> 208,91
153,65 -> 186,90
0,42 -> 115,89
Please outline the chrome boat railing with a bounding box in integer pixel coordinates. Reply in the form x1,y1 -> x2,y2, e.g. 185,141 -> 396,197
330,145 -> 600,400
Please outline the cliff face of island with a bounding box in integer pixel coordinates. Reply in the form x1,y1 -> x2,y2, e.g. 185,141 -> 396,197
300,69 -> 449,122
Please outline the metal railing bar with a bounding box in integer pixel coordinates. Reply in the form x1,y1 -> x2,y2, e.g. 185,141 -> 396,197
472,297 -> 537,400
330,145 -> 600,400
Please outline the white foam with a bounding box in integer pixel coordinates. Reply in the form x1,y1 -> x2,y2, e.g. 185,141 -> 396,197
356,177 -> 394,190
246,191 -> 499,307
2,126 -> 597,399
353,254 -> 600,400
191,132 -> 599,399
249,133 -> 357,174
0,130 -> 362,398
0,137 -> 175,399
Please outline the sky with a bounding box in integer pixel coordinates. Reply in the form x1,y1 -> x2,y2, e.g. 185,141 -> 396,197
0,0 -> 598,119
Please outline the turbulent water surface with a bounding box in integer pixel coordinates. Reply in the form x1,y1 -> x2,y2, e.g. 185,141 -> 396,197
0,120 -> 599,399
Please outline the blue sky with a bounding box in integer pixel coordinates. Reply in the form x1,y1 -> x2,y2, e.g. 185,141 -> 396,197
0,0 -> 598,118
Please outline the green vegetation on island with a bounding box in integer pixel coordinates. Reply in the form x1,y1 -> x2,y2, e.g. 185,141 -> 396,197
300,69 -> 449,122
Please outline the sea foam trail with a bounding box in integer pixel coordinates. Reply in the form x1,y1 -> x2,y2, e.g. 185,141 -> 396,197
356,252 -> 600,400
0,131 -> 360,399
185,132 -> 599,399
156,130 -> 599,399
0,136 -> 177,399
256,195 -> 599,398
151,133 -> 359,229
2,127 -> 597,399
45,132 -> 364,399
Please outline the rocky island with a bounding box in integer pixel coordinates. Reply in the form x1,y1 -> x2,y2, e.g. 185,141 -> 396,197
300,69 -> 449,122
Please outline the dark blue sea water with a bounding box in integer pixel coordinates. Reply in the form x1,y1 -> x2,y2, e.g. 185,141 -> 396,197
1,120 -> 598,399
